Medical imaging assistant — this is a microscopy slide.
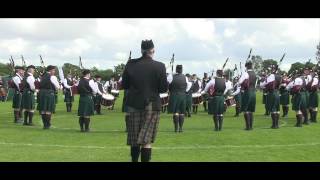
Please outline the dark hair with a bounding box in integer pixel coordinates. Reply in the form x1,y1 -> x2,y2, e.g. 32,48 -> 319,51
176,65 -> 183,74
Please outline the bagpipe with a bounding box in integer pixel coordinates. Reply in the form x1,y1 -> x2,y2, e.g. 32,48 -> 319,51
240,48 -> 253,90
208,57 -> 229,96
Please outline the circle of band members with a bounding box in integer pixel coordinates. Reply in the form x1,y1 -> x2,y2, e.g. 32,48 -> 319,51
122,39 -> 168,162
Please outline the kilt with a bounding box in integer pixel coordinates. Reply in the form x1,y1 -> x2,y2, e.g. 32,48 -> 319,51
202,93 -> 209,102
309,91 -> 318,108
280,90 -> 290,105
168,93 -> 186,114
234,93 -> 241,106
266,90 -> 280,112
208,95 -> 225,115
241,89 -> 256,112
127,102 -> 160,146
292,92 -> 307,111
38,89 -> 56,113
21,90 -> 35,110
95,94 -> 102,106
64,90 -> 74,103
185,93 -> 192,112
78,94 -> 94,116
12,91 -> 22,109
262,93 -> 267,104
305,91 -> 310,108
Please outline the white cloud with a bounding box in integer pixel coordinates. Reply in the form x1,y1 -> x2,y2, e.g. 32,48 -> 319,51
177,19 -> 216,42
224,28 -> 236,38
0,38 -> 28,54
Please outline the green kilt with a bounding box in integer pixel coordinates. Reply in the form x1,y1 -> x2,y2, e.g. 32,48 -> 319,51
185,93 -> 192,112
305,91 -> 310,108
309,91 -> 318,108
262,93 -> 267,104
234,93 -> 241,104
266,90 -> 280,112
12,91 -> 22,109
78,95 -> 94,117
241,89 -> 256,112
292,91 -> 307,111
168,93 -> 186,114
21,90 -> 35,110
280,90 -> 290,105
95,94 -> 102,106
64,90 -> 74,103
208,95 -> 225,115
38,89 -> 56,113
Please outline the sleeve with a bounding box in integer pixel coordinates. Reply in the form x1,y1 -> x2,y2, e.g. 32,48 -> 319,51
50,76 -> 60,90
104,81 -> 110,89
238,72 -> 248,85
167,73 -> 173,84
88,80 -> 97,94
198,80 -> 202,92
186,77 -> 192,92
122,65 -> 129,90
63,79 -> 72,88
27,76 -> 36,91
312,78 -> 318,86
158,63 -> 169,93
231,86 -> 240,96
224,81 -> 233,95
286,81 -> 294,90
12,76 -> 21,90
203,79 -> 215,93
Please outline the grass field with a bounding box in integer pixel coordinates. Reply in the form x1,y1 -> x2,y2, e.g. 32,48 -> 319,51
0,91 -> 320,162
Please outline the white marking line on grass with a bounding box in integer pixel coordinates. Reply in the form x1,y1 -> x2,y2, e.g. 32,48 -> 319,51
0,142 -> 320,150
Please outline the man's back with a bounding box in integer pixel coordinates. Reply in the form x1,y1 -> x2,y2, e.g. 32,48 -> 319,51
122,56 -> 168,110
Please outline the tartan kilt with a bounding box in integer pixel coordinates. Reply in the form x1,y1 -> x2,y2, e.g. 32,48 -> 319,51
208,95 -> 225,115
262,93 -> 267,104
305,91 -> 310,108
292,92 -> 307,111
64,90 -> 74,103
241,89 -> 256,112
95,94 -> 102,106
127,103 -> 160,146
168,93 -> 186,114
38,89 -> 56,113
78,95 -> 94,116
280,91 -> 290,105
21,90 -> 35,110
266,90 -> 280,112
12,91 -> 22,109
309,91 -> 318,108
185,93 -> 192,112
202,93 -> 209,102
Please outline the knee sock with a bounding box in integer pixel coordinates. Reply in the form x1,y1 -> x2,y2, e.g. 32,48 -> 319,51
178,114 -> 184,132
141,148 -> 152,162
131,146 -> 141,162
24,111 -> 29,124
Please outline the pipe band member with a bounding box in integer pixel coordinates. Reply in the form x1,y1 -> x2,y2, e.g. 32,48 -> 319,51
12,66 -> 25,123
167,65 -> 190,133
203,69 -> 228,131
279,73 -> 290,118
122,39 -> 168,162
21,65 -> 36,126
38,65 -> 61,129
306,70 -> 319,123
77,69 -> 96,132
62,74 -> 74,112
237,61 -> 257,130
260,65 -> 281,129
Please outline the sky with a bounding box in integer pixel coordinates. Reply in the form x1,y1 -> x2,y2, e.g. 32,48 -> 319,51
0,18 -> 319,76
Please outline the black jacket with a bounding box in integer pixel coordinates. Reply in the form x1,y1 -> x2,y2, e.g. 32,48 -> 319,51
122,56 -> 168,111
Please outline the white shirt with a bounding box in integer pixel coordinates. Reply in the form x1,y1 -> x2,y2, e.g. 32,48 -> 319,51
63,78 -> 72,89
12,73 -> 23,90
186,80 -> 192,92
89,79 -> 102,95
238,71 -> 249,85
286,77 -> 303,90
96,81 -> 106,94
260,74 -> 275,88
225,80 -> 233,92
26,73 -> 35,91
167,73 -> 190,91
231,85 -> 241,96
50,75 -> 61,90
311,77 -> 319,87
203,78 -> 228,95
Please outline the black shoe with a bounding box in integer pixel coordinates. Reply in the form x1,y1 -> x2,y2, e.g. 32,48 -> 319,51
23,122 -> 29,126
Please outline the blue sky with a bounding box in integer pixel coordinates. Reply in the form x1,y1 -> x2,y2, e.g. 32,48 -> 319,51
0,18 -> 319,76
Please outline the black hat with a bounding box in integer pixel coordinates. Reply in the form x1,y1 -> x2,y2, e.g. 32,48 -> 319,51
216,69 -> 223,77
185,73 -> 191,77
176,65 -> 183,73
27,65 -> 36,70
46,65 -> 56,71
141,39 -> 154,50
95,75 -> 102,79
245,61 -> 253,68
15,66 -> 24,70
82,69 -> 91,76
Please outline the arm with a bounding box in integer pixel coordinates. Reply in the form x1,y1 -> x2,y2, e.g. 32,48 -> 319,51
27,76 -> 36,91
238,72 -> 248,85
63,79 -> 72,88
158,63 -> 169,93
12,76 -> 21,90
50,76 -> 61,90
167,73 -> 173,84
203,79 -> 214,93
231,86 -> 241,96
89,80 -> 98,95
186,77 -> 192,92
122,65 -> 129,90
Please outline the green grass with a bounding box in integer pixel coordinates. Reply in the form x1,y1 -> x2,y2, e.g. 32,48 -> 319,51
1,91 -> 320,162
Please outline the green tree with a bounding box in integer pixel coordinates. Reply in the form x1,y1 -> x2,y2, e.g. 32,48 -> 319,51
288,62 -> 305,75
251,55 -> 263,74
316,42 -> 320,61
